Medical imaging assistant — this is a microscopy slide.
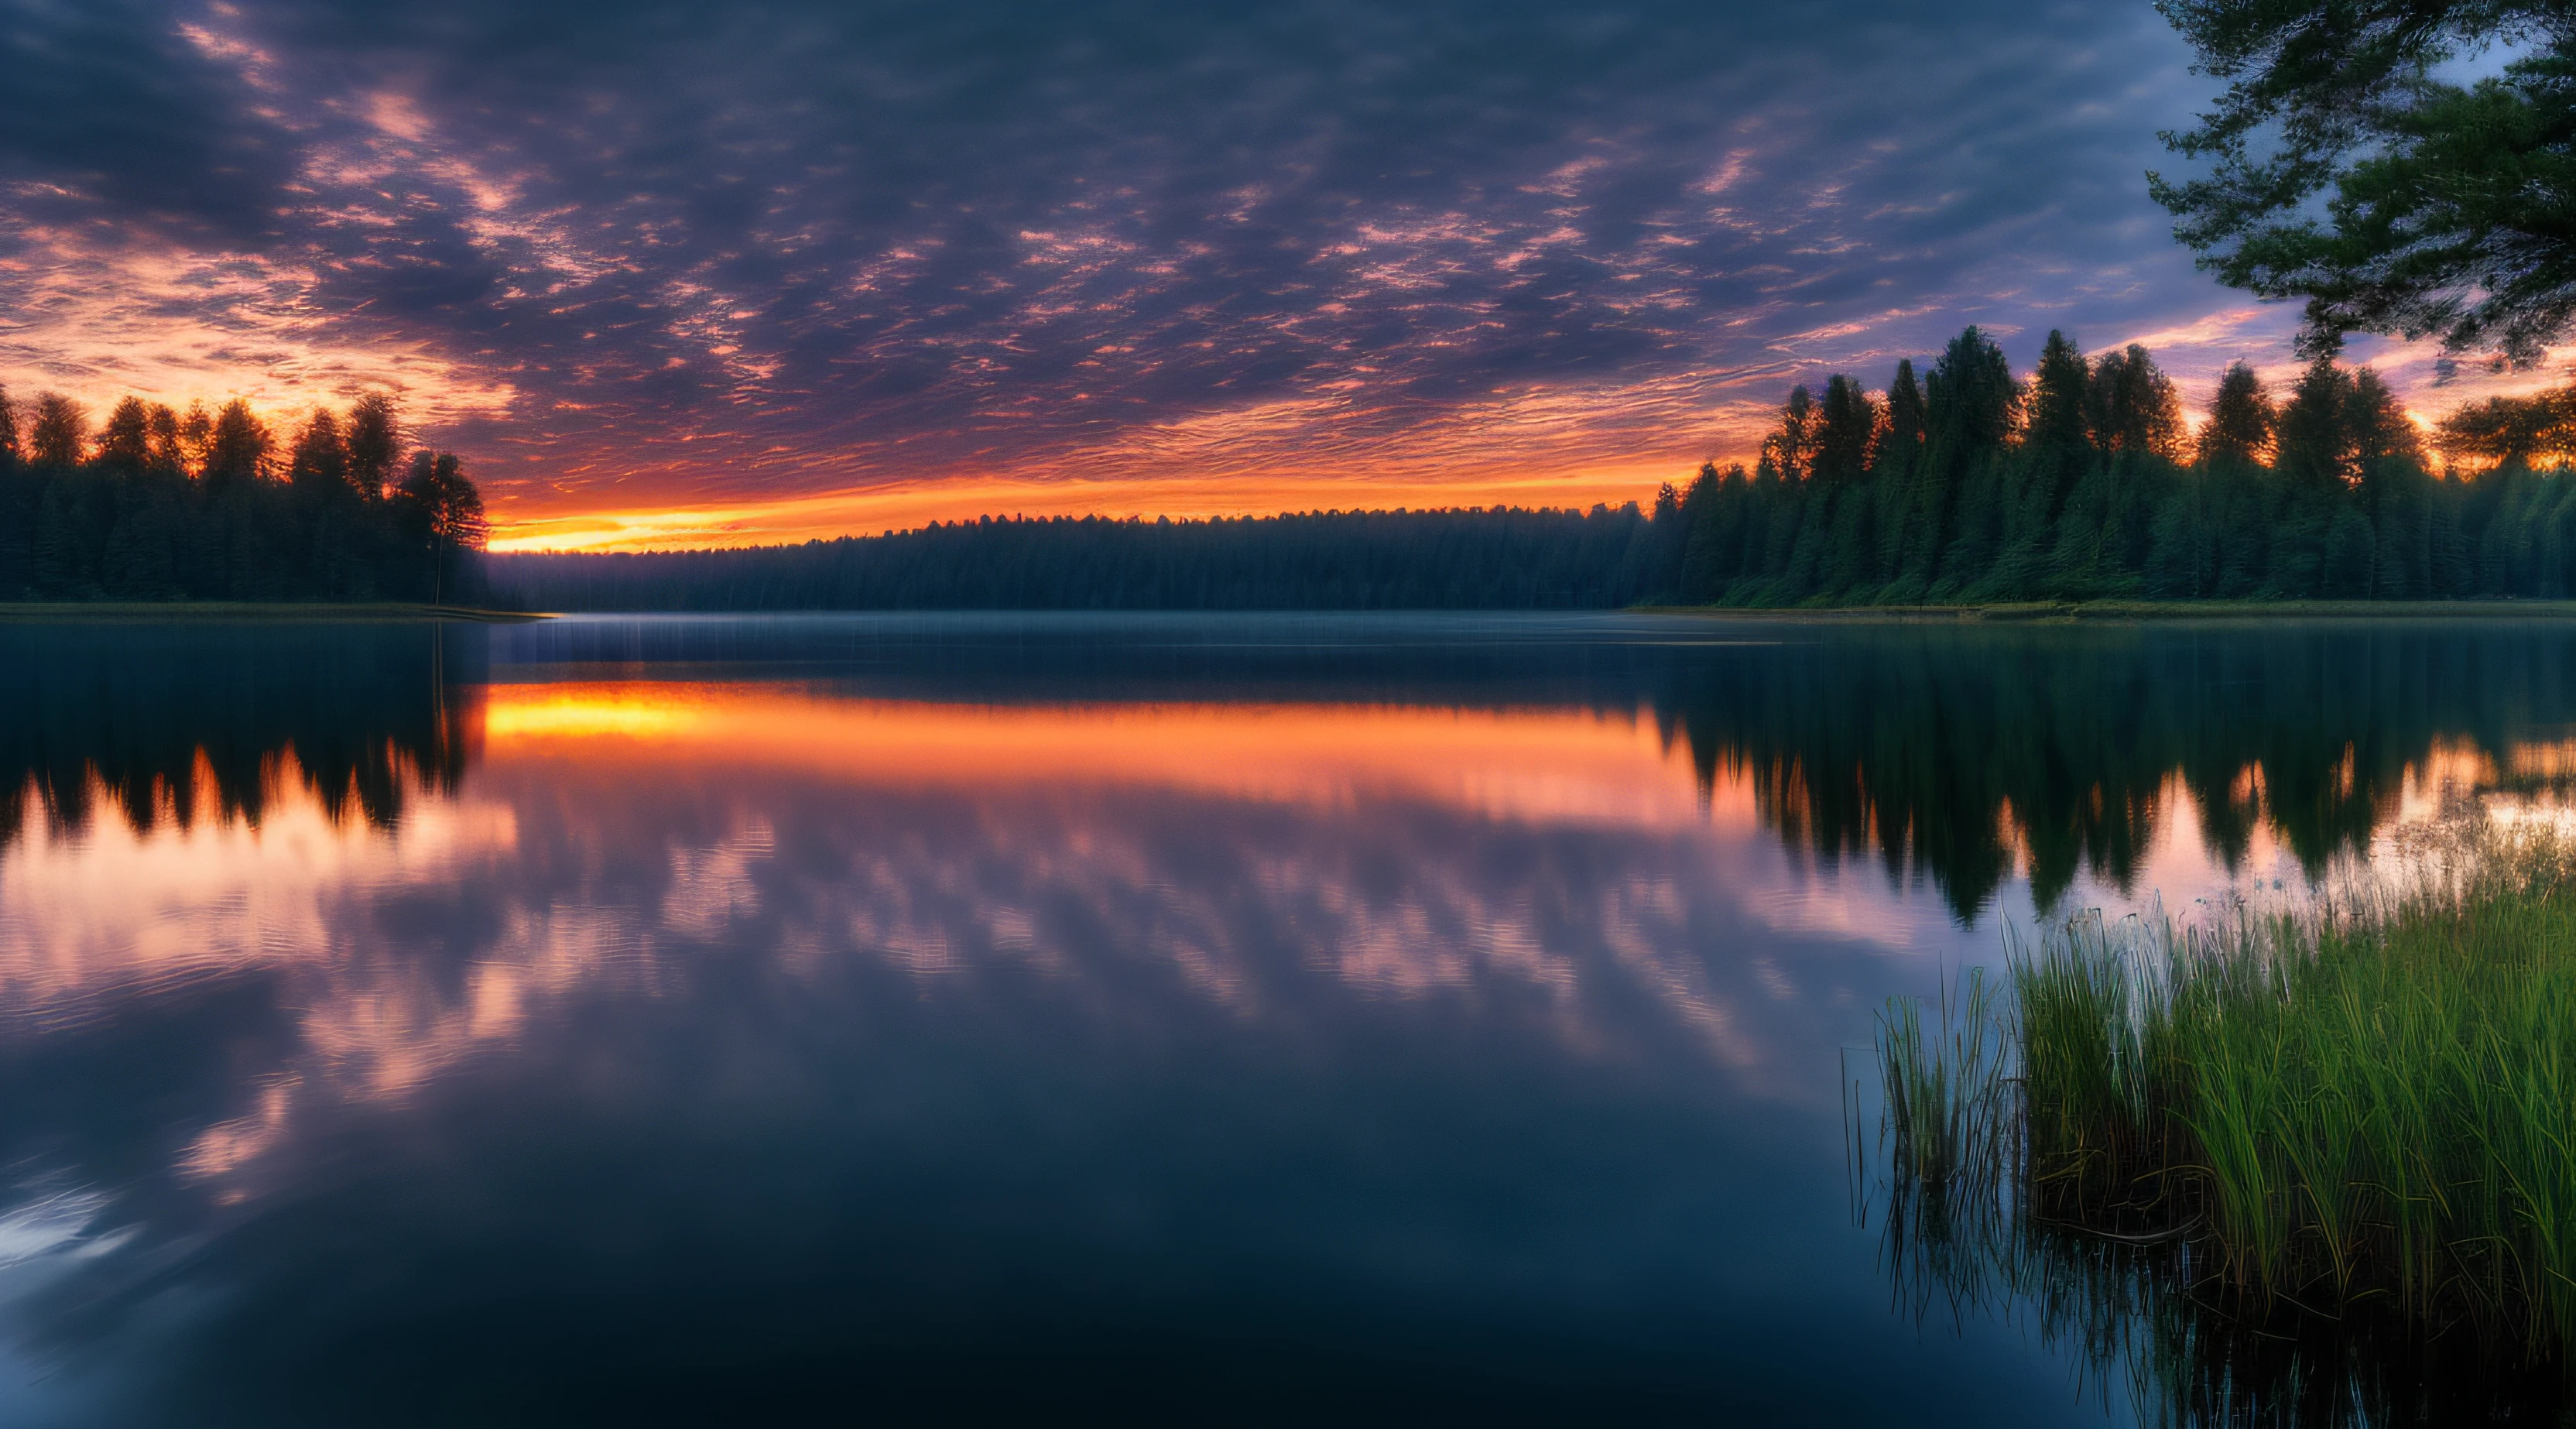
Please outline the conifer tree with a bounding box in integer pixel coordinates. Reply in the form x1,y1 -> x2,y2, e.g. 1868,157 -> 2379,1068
1906,327 -> 2017,594
347,393 -> 400,498
2085,344 -> 2187,460
1812,375 -> 1879,487
1884,360 -> 1926,463
177,402 -> 214,476
1873,359 -> 1928,591
2275,358 -> 2353,492
144,405 -> 184,475
2198,362 -> 2275,467
96,399 -> 152,471
27,395 -> 86,469
203,400 -> 271,492
2026,331 -> 2091,464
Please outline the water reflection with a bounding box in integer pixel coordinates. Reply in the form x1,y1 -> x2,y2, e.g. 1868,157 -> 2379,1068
1656,621 -> 2576,917
0,622 -> 478,850
3,614 -> 2576,1424
1885,1149 -> 2571,1426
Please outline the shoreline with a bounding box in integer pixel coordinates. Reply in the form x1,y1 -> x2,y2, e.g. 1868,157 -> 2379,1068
9,599 -> 2576,623
0,601 -> 546,623
1632,598 -> 2576,622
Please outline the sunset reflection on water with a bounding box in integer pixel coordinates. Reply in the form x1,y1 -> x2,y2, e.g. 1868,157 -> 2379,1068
1,683 -> 1889,1109
5,669 -> 2566,1122
8,615 -> 2576,1426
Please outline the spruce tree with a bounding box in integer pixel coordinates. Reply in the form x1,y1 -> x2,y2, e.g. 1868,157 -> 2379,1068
2199,362 -> 2275,468
1811,375 -> 1879,487
96,398 -> 152,471
202,400 -> 271,494
27,395 -> 85,470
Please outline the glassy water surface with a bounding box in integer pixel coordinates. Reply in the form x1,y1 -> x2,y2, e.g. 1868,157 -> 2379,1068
2,612 -> 2570,1426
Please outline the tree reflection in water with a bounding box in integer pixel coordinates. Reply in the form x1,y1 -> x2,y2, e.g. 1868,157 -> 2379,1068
0,620 -> 480,850
1660,619 -> 2576,920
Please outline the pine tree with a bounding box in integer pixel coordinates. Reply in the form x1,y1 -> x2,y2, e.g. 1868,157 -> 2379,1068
1912,327 -> 2018,593
1811,375 -> 1879,487
202,400 -> 271,494
346,393 -> 400,498
27,395 -> 86,469
2199,363 -> 2275,468
96,398 -> 152,471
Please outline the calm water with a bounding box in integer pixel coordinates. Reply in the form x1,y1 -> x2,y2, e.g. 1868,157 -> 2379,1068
2,612 -> 2570,1426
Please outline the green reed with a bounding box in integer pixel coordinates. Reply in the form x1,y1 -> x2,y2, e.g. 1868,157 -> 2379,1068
1880,823 -> 2576,1372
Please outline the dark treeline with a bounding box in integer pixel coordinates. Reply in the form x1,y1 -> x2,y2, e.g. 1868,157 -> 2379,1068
0,622 -> 481,852
489,506 -> 1678,611
1672,327 -> 2576,604
492,327 -> 2576,612
0,386 -> 490,603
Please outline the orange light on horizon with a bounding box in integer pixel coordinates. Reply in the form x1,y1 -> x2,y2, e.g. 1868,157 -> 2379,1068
483,464 -> 1691,553
478,683 -> 1717,831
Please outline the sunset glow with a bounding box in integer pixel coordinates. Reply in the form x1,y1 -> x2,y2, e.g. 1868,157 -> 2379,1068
10,1 -> 2555,552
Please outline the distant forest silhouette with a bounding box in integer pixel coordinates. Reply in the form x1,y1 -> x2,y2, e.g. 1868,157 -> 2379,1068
0,388 -> 489,603
488,328 -> 2576,611
493,508 -> 1673,610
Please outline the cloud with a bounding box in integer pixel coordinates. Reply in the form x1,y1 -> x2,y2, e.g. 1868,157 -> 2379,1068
0,0 -> 2350,542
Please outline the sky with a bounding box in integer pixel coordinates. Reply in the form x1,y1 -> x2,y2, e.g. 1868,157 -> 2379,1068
0,0 -> 2546,550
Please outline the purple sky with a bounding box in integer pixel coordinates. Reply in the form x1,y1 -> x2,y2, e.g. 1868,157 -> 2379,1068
0,0 -> 2525,547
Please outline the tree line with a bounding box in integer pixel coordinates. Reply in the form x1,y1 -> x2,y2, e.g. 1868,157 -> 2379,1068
1667,326 -> 2576,605
0,386 -> 491,603
487,506 -> 1684,611
27,324 -> 2576,612
493,327 -> 2576,612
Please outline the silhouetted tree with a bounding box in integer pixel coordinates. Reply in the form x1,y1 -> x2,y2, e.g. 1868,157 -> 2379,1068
396,451 -> 488,603
201,400 -> 271,492
0,389 -> 488,605
347,392 -> 400,498
27,395 -> 85,470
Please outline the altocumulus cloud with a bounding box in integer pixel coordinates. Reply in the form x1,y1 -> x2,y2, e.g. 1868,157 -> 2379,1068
0,0 -> 2321,546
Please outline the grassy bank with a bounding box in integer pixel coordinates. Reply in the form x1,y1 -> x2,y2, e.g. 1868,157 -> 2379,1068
1879,826 -> 2576,1399
1646,598 -> 2576,622
0,601 -> 543,623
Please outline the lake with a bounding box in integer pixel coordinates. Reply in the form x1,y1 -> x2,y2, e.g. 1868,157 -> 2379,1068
1,612 -> 2568,1426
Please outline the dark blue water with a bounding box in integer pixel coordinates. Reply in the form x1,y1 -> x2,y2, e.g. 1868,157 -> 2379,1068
5,612 -> 2569,1425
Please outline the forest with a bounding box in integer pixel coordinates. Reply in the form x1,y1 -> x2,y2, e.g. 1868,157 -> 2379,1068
0,387 -> 490,603
488,505 -> 1677,610
21,325 -> 2576,612
1660,326 -> 2576,605
491,327 -> 2576,612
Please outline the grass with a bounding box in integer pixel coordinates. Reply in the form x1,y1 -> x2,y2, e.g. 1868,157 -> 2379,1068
1875,823 -> 2576,1414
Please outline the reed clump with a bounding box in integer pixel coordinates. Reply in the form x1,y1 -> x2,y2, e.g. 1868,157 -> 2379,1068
1879,821 -> 2576,1391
